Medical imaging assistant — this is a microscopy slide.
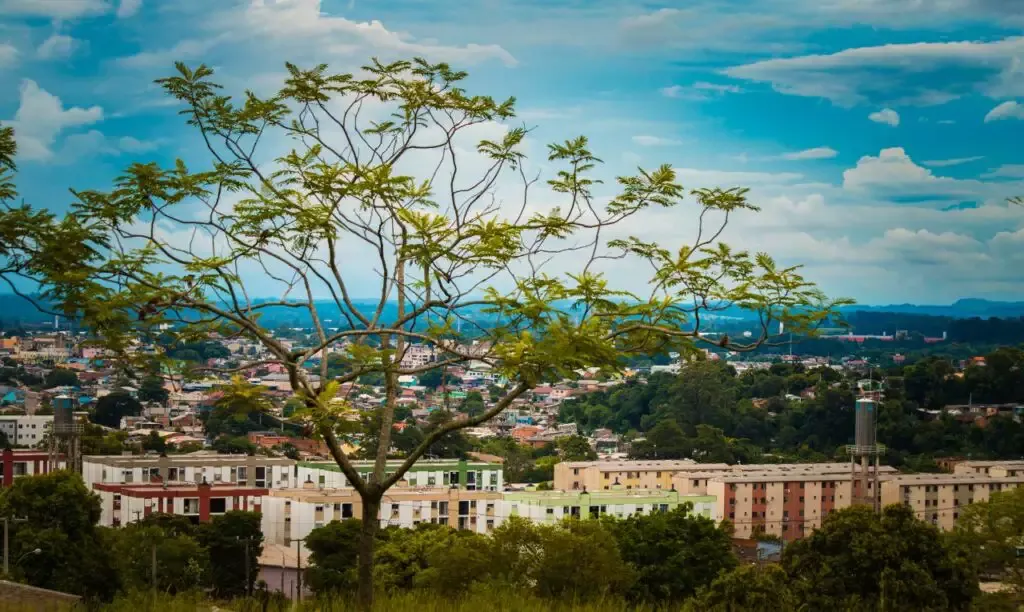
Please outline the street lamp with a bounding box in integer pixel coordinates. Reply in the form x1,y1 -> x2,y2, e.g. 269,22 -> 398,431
16,548 -> 41,566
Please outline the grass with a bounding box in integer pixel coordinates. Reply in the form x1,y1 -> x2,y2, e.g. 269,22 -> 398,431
4,590 -> 669,612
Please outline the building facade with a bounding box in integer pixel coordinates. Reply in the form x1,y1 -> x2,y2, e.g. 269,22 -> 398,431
502,489 -> 717,523
296,459 -> 503,491
554,460 -> 724,491
880,468 -> 1024,531
0,415 -> 53,447
1,448 -> 64,487
94,481 -> 269,526
262,486 -> 503,552
83,454 -> 296,489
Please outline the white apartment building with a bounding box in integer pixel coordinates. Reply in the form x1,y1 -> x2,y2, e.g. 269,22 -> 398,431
0,415 -> 53,447
83,454 -> 297,489
262,487 -> 502,552
296,459 -> 503,491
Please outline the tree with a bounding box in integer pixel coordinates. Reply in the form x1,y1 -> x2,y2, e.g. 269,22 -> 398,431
202,378 -> 273,439
304,519 -> 362,594
81,422 -> 128,454
951,486 -> 1024,594
0,471 -> 120,600
556,434 -> 597,461
688,564 -> 797,612
195,511 -> 264,598
416,368 -> 459,390
92,391 -> 143,428
111,522 -> 208,594
142,430 -> 168,453
6,59 -> 845,609
607,505 -> 736,602
782,505 -> 977,611
44,367 -> 79,388
139,375 -> 170,405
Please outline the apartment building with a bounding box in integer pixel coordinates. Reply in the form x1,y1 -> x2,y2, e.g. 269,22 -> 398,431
502,489 -> 717,523
0,448 -> 64,487
880,469 -> 1024,531
0,414 -> 53,447
296,459 -> 503,491
83,454 -> 296,489
262,486 -> 503,552
554,460 -> 729,491
668,463 -> 898,541
94,480 -> 269,527
951,459 -> 1024,477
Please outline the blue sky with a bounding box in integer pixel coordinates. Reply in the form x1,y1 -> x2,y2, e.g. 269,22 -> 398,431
1,0 -> 1023,305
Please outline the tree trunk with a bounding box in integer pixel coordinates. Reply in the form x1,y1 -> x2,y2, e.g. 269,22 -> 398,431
358,494 -> 381,610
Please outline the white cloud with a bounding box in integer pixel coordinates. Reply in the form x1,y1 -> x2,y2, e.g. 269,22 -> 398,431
839,147 -> 1014,201
0,42 -> 16,68
693,81 -> 742,94
921,156 -> 983,168
117,136 -> 160,153
780,147 -> 838,161
724,36 -> 1024,107
982,165 -> 1024,179
37,34 -> 78,60
0,0 -> 110,19
868,108 -> 900,126
632,135 -> 681,147
662,81 -> 743,101
119,0 -> 517,71
984,100 -> 1024,122
116,0 -> 141,18
1,80 -> 103,161
117,37 -> 221,69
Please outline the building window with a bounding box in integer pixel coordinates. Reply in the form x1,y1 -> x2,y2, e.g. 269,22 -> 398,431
184,498 -> 200,514
210,498 -> 227,513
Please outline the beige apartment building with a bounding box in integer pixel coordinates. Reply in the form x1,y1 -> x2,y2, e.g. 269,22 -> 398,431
554,460 -> 730,491
880,467 -> 1024,531
951,460 -> 1024,477
670,463 -> 898,541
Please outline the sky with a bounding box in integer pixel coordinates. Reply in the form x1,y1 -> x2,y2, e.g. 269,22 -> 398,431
1,0 -> 1023,306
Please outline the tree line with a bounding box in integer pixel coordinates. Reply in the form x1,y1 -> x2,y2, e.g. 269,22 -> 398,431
561,348 -> 1024,469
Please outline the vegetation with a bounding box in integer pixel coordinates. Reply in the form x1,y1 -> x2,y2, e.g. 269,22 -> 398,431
92,391 -> 144,429
560,347 -> 1024,468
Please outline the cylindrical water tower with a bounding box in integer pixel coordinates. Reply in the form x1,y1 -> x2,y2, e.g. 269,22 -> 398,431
848,397 -> 884,510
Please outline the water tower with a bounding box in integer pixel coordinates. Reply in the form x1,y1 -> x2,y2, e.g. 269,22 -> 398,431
847,397 -> 885,510
48,395 -> 83,473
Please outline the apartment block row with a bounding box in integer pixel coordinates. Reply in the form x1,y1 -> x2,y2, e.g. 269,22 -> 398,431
66,454 -> 1024,545
554,458 -> 1024,540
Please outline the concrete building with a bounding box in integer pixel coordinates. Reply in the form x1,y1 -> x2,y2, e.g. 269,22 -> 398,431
262,486 -> 503,552
94,480 -> 269,527
502,489 -> 717,523
297,459 -> 503,491
554,460 -> 724,491
83,454 -> 296,489
0,448 -> 64,487
880,470 -> 1024,531
0,414 -> 53,447
951,460 -> 1024,477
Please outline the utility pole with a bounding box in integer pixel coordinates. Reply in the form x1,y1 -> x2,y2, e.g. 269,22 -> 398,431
239,537 -> 251,598
295,537 -> 302,603
2,517 -> 27,576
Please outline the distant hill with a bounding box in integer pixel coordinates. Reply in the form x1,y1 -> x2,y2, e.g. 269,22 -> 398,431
844,299 -> 1024,319
2,293 -> 1024,330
